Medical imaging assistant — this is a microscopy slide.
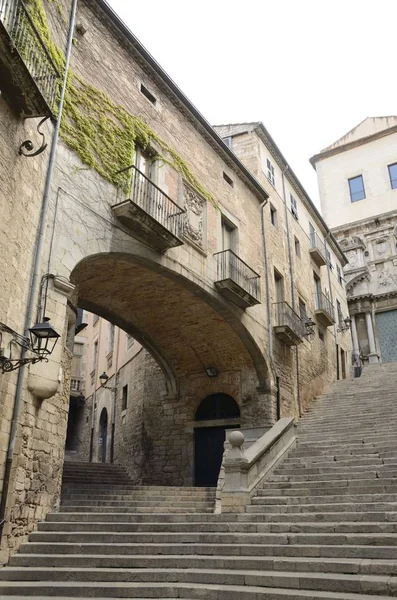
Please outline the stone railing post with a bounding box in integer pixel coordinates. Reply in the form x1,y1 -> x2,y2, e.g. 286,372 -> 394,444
222,431 -> 250,512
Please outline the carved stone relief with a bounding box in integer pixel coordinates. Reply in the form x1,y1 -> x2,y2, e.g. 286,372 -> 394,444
182,180 -> 206,251
345,249 -> 358,268
378,267 -> 397,288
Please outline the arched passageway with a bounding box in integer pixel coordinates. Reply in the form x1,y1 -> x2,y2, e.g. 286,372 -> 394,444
70,252 -> 272,485
194,394 -> 240,487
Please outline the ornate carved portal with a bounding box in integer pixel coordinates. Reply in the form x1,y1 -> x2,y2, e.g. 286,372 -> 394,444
182,180 -> 206,252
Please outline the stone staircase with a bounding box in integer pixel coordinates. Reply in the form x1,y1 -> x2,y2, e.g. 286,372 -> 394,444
1,362 -> 397,598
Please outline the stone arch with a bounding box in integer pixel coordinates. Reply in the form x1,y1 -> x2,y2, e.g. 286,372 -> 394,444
70,252 -> 270,394
195,393 -> 240,421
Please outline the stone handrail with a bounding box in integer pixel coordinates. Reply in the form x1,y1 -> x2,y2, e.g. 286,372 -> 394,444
221,417 -> 296,512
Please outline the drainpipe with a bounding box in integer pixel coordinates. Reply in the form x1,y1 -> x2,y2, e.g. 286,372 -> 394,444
0,0 -> 78,540
260,200 -> 272,360
110,327 -> 121,463
281,168 -> 301,416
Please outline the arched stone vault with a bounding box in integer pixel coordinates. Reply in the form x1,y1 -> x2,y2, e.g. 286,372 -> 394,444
71,252 -> 270,395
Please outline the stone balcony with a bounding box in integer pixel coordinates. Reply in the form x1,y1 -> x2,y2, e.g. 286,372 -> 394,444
314,291 -> 335,327
0,0 -> 59,116
112,165 -> 185,252
273,301 -> 306,347
309,230 -> 327,267
214,249 -> 261,309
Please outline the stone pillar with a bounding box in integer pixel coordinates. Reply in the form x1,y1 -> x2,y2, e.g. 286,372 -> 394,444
365,312 -> 379,364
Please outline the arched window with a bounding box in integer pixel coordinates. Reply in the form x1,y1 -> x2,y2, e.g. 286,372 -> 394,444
195,393 -> 240,421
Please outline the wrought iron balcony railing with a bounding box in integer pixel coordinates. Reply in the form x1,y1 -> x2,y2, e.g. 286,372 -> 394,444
314,291 -> 335,326
113,165 -> 185,251
214,249 -> 261,308
0,0 -> 59,114
309,230 -> 327,266
273,302 -> 306,342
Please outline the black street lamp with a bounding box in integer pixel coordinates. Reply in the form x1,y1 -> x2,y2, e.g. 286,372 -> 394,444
0,317 -> 60,373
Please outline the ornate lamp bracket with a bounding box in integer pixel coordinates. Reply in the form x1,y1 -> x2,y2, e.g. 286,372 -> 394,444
19,116 -> 50,158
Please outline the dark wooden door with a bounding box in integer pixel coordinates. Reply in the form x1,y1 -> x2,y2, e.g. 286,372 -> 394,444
194,426 -> 227,487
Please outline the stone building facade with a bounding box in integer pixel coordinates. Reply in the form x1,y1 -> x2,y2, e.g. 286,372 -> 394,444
311,117 -> 397,365
215,123 -> 352,405
0,0 -> 350,562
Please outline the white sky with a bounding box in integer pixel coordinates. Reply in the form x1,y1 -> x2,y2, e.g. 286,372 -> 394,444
107,0 -> 397,208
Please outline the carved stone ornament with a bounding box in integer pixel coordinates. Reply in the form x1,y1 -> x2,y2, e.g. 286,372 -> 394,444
378,267 -> 397,287
182,181 -> 206,251
374,237 -> 388,256
340,236 -> 365,251
346,249 -> 358,267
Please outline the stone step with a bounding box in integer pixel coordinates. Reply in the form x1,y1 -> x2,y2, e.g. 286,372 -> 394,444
269,469 -> 397,482
28,530 -> 397,546
246,502 -> 397,514
59,505 -> 215,514
36,520 -> 397,534
44,510 -> 397,524
0,580 -> 391,599
60,487 -> 215,496
61,496 -> 213,508
248,493 -> 397,507
61,493 -> 214,501
19,541 -> 397,559
0,567 -> 395,596
256,484 -> 397,497
9,552 -> 397,575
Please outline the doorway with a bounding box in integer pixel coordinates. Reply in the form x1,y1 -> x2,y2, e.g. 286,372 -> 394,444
99,408 -> 108,463
341,348 -> 346,379
194,393 -> 240,487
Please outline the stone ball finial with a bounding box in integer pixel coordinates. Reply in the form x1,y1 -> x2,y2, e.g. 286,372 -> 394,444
229,430 -> 244,448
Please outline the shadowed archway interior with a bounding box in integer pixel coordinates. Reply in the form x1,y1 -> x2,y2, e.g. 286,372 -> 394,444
71,253 -> 268,391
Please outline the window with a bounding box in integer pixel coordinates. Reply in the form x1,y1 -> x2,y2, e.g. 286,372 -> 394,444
336,299 -> 343,326
107,323 -> 115,354
223,172 -> 234,187
326,248 -> 333,269
318,329 -> 324,341
93,314 -> 99,325
222,136 -> 233,149
388,163 -> 397,189
274,270 -> 284,304
122,385 -> 128,411
73,342 -> 84,356
270,204 -> 277,227
294,237 -> 301,258
299,298 -> 307,321
337,264 -> 343,285
267,158 -> 275,186
313,272 -> 321,307
348,175 -> 365,202
290,194 -> 298,220
91,340 -> 98,373
126,334 -> 135,350
221,217 -> 236,251
140,83 -> 156,105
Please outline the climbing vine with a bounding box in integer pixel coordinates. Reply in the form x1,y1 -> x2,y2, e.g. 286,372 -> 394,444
26,0 -> 216,203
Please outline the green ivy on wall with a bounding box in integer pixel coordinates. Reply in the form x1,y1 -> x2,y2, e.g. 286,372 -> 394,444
27,0 -> 216,203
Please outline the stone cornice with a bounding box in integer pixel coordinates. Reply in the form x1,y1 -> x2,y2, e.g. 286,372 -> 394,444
310,124 -> 397,168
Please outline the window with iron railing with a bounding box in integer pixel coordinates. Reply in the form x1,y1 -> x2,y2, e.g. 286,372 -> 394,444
214,249 -> 261,302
